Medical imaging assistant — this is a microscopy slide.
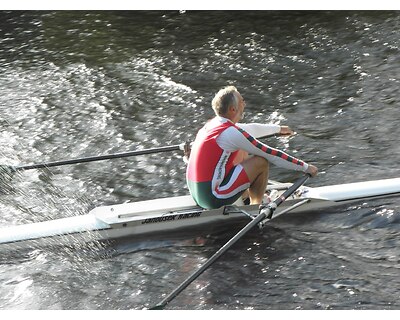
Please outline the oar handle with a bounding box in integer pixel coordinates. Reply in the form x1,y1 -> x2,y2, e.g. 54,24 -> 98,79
14,144 -> 182,171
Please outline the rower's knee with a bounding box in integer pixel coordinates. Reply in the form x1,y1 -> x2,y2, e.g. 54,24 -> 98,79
254,156 -> 269,171
241,156 -> 269,181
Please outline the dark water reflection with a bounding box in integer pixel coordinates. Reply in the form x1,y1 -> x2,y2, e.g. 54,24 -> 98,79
0,11 -> 400,309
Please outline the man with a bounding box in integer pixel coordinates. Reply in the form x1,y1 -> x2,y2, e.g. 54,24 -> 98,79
186,86 -> 318,209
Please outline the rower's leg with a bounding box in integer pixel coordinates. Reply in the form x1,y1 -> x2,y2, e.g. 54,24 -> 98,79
241,156 -> 269,205
233,150 -> 251,203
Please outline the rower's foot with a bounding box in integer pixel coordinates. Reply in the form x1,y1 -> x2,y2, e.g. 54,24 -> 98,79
262,194 -> 272,205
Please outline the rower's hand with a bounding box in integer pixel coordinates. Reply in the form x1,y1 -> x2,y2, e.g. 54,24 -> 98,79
279,126 -> 294,136
306,164 -> 318,177
182,141 -> 191,164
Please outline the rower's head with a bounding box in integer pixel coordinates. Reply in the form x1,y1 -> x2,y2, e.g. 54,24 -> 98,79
212,86 -> 246,123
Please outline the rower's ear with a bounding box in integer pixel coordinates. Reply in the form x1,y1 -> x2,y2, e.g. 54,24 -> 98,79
228,105 -> 237,113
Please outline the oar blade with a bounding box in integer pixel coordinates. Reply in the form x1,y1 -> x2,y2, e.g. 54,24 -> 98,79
0,165 -> 16,174
0,165 -> 17,180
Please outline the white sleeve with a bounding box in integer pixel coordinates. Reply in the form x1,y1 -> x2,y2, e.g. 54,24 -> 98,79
236,123 -> 280,138
217,126 -> 308,172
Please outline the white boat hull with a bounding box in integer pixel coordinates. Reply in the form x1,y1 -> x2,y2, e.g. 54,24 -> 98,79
1,177 -> 400,252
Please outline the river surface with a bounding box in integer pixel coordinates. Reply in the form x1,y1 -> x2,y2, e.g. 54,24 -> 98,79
0,11 -> 400,310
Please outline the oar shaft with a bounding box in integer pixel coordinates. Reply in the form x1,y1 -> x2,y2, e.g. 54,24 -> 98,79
155,206 -> 270,308
11,132 -> 280,172
15,145 -> 181,171
151,174 -> 310,309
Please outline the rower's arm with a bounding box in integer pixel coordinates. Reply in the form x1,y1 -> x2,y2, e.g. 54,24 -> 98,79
236,123 -> 281,138
217,126 -> 309,172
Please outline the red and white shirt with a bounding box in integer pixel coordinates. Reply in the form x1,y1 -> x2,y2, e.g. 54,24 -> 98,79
186,116 -> 308,199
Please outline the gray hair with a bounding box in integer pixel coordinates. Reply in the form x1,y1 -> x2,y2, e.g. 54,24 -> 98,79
211,86 -> 239,116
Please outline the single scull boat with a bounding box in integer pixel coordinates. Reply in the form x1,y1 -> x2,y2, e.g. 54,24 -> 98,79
1,177 -> 400,252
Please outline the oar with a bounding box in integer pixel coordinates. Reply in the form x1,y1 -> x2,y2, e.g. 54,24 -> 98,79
5,144 -> 184,172
149,173 -> 310,310
3,132 -> 284,173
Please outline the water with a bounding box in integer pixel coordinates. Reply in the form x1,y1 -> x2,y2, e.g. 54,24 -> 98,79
0,11 -> 400,310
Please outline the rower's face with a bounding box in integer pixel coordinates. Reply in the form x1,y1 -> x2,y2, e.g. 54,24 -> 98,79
235,92 -> 246,122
